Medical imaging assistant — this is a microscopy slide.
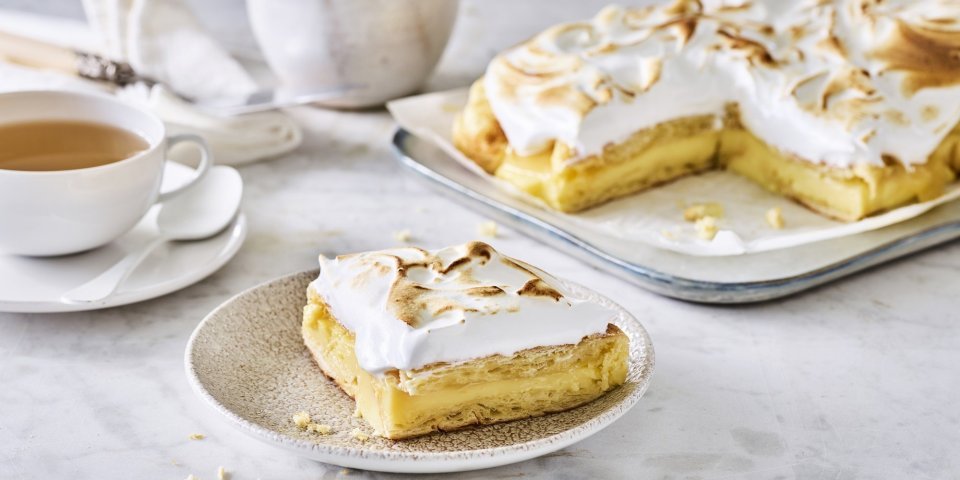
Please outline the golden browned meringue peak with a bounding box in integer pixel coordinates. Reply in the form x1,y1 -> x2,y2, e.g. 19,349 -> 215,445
482,0 -> 960,169
310,242 -> 616,374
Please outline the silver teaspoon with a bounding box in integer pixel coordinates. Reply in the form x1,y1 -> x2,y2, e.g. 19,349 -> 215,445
60,166 -> 242,304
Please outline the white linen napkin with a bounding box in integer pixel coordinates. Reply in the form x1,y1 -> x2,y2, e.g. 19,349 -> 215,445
0,3 -> 302,166
82,0 -> 257,99
117,83 -> 303,166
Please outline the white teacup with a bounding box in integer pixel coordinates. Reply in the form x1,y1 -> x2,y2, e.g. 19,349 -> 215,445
0,90 -> 211,257
247,0 -> 460,108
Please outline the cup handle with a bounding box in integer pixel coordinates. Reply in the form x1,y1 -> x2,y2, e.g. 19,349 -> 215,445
158,134 -> 213,203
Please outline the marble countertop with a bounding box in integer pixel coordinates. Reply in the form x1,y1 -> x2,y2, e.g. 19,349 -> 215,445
2,1 -> 959,479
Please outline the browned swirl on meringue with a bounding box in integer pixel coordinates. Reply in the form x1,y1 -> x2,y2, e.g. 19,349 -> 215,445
791,66 -> 881,129
715,27 -> 776,67
379,241 -> 567,327
482,0 -> 960,168
871,18 -> 960,96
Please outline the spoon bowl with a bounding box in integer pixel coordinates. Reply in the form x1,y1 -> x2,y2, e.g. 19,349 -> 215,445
158,167 -> 243,240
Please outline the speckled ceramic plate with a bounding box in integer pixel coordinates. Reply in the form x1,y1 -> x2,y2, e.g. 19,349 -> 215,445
185,269 -> 654,474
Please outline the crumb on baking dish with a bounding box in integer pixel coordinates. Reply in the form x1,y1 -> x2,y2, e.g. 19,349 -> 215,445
217,466 -> 228,480
188,433 -> 205,441
766,207 -> 785,229
683,202 -> 724,222
694,216 -> 719,240
478,220 -> 498,237
292,411 -> 312,429
393,229 -> 412,242
350,428 -> 369,442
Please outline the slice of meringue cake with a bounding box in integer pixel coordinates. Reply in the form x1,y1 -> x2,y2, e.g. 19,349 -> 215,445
302,241 -> 629,440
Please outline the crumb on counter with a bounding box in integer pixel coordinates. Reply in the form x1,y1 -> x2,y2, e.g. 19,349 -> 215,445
350,428 -> 369,442
766,207 -> 785,229
292,411 -> 312,429
188,433 -> 205,441
478,220 -> 498,237
217,466 -> 228,480
393,229 -> 412,243
306,423 -> 332,435
683,202 -> 724,222
694,216 -> 719,240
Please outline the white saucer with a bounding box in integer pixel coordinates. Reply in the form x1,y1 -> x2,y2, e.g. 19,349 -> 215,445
0,163 -> 247,313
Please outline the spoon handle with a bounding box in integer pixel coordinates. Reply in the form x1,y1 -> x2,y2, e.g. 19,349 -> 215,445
60,237 -> 168,304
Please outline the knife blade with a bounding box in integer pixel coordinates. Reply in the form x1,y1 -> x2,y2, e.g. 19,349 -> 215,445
189,84 -> 361,116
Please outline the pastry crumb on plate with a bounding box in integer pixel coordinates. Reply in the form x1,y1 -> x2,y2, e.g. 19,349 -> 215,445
306,423 -> 332,435
683,202 -> 724,222
350,428 -> 370,442
766,207 -> 785,229
694,216 -> 719,240
478,220 -> 498,237
292,411 -> 311,429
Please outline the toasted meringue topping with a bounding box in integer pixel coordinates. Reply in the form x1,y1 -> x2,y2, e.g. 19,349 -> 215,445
484,0 -> 960,169
310,242 -> 615,374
